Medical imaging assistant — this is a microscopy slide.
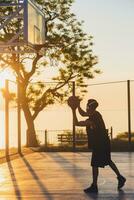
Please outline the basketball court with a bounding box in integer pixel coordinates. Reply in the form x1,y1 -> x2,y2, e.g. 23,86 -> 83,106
0,152 -> 133,199
0,1 -> 134,199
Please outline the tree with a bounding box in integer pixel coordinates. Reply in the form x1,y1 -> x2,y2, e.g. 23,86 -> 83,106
0,0 -> 100,146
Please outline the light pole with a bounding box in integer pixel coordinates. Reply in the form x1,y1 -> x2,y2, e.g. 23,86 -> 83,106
127,80 -> 131,151
17,0 -> 21,154
72,81 -> 76,151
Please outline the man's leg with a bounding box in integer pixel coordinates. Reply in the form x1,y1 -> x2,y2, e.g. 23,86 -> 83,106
109,160 -> 121,176
109,160 -> 126,189
92,166 -> 99,186
84,167 -> 99,193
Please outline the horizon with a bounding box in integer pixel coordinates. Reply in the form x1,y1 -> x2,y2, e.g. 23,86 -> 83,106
0,0 -> 134,148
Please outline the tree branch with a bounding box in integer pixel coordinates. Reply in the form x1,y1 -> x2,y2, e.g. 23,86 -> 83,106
43,8 -> 59,38
43,8 -> 59,21
26,53 -> 42,80
0,55 -> 24,81
32,72 -> 77,120
32,88 -> 51,120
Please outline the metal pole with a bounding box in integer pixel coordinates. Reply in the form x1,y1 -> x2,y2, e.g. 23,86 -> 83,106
17,0 -> 21,154
23,0 -> 28,42
5,80 -> 9,157
127,80 -> 131,150
45,129 -> 47,148
17,75 -> 21,154
110,126 -> 113,140
72,81 -> 76,151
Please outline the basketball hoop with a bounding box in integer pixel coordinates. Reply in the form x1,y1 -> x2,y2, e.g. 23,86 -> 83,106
0,0 -> 45,54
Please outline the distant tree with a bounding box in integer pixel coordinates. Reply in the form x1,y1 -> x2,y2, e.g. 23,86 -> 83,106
0,0 -> 100,146
116,132 -> 134,140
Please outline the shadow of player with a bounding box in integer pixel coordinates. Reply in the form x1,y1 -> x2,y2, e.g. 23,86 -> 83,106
85,189 -> 127,200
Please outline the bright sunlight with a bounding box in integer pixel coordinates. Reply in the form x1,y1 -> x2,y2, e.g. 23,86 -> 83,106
0,70 -> 14,89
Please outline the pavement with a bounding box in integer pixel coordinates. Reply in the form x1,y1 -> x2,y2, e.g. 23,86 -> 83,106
0,152 -> 133,199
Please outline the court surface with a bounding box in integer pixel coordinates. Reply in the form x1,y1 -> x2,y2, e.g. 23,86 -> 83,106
0,152 -> 133,199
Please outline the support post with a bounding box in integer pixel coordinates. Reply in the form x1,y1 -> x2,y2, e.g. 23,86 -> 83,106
127,80 -> 131,151
17,0 -> 21,154
72,81 -> 76,151
45,129 -> 47,149
17,76 -> 21,154
110,126 -> 113,140
5,80 -> 9,157
23,0 -> 28,42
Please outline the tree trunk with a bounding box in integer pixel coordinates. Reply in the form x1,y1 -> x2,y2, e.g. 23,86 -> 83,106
22,105 -> 39,147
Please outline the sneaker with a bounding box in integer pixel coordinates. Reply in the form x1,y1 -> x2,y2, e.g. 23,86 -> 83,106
84,184 -> 98,193
117,175 -> 126,189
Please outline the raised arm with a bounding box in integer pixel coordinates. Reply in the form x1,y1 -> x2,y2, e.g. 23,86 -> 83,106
72,109 -> 92,127
78,105 -> 88,117
67,96 -> 91,125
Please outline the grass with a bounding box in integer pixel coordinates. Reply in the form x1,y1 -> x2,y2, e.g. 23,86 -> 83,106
38,139 -> 134,152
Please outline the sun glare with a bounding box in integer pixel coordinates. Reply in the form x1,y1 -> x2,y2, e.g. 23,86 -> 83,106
0,70 -> 13,89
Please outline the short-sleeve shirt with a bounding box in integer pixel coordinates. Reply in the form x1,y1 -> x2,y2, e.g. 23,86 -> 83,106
86,111 -> 110,150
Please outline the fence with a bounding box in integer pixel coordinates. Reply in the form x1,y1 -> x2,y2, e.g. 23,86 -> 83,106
82,80 -> 134,142
36,127 -> 113,150
35,80 -> 134,151
36,129 -> 88,149
0,79 -> 74,156
0,79 -> 134,154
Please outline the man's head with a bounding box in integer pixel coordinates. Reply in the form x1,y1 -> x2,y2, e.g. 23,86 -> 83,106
86,99 -> 98,114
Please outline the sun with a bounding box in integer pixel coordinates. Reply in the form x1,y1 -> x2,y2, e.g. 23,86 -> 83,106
0,70 -> 14,89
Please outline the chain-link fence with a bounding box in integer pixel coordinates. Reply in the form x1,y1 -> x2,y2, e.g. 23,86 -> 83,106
86,80 -> 134,139
31,81 -> 74,147
79,81 -> 128,137
35,80 -> 134,151
36,128 -> 88,151
0,79 -> 134,153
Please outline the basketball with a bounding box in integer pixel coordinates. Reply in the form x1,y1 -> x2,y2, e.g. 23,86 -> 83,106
67,96 -> 80,109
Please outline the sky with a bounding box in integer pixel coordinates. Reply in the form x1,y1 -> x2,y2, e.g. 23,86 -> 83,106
0,0 -> 134,146
1,0 -> 134,83
72,0 -> 134,82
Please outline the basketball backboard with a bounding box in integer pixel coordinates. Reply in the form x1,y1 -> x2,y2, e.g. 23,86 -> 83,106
0,0 -> 45,54
27,0 -> 45,45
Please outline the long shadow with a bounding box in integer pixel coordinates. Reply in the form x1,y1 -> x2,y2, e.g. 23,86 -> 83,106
118,190 -> 127,200
77,152 -> 91,158
0,153 -> 19,164
20,154 -> 54,200
85,193 -> 98,200
40,152 -> 90,178
0,148 -> 34,165
85,190 -> 127,200
39,152 -> 92,192
40,152 -> 131,198
6,156 -> 22,200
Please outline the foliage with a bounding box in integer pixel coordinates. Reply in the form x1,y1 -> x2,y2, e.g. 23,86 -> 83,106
0,88 -> 16,102
0,0 -> 100,120
116,132 -> 134,140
